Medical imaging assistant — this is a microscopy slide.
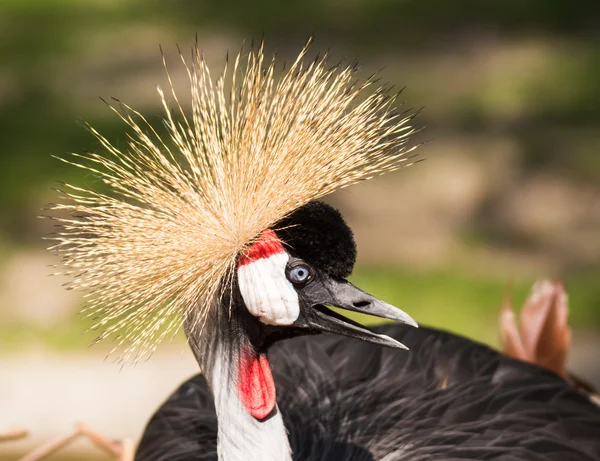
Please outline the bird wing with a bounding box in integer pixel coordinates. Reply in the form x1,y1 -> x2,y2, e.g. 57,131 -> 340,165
135,374 -> 217,461
136,325 -> 600,461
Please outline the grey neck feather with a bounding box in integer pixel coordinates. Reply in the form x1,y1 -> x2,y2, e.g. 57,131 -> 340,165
185,309 -> 293,461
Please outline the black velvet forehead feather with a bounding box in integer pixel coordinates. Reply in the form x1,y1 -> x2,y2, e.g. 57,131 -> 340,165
274,201 -> 357,279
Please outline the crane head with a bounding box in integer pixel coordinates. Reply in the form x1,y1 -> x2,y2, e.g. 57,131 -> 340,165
237,201 -> 417,349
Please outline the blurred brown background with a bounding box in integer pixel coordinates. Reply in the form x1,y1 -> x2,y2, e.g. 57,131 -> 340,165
1,0 -> 599,458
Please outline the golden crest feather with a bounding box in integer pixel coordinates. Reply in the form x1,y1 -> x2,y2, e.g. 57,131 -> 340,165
48,39 -> 418,360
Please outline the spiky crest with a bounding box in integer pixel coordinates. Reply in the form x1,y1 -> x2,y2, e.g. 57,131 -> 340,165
48,38 -> 418,360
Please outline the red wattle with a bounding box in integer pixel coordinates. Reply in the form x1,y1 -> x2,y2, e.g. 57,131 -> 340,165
238,352 -> 276,420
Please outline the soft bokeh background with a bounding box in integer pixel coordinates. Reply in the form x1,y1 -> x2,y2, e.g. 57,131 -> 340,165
1,0 -> 599,458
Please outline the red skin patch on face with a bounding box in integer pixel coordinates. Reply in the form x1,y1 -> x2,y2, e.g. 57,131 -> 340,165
238,229 -> 285,267
238,350 -> 276,420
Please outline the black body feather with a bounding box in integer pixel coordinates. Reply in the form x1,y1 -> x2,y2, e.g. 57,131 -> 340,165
136,324 -> 600,461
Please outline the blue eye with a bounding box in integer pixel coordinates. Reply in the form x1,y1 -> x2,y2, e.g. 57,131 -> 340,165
286,264 -> 311,285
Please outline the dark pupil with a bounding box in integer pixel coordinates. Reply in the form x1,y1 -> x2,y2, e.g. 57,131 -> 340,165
292,266 -> 308,282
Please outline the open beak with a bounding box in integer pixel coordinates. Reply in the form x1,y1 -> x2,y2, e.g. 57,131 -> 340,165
299,276 -> 418,349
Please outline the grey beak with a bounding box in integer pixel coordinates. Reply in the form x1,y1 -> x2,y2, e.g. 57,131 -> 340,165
298,276 -> 418,349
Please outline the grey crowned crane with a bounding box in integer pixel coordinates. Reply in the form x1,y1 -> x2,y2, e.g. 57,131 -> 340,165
49,40 -> 600,461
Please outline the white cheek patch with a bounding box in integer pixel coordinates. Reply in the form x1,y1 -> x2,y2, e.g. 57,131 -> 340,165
237,230 -> 300,326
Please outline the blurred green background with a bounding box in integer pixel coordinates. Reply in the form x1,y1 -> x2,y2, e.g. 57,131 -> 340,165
1,0 -> 599,458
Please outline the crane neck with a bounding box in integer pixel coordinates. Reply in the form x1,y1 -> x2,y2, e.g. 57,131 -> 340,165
185,308 -> 293,461
209,342 -> 292,461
